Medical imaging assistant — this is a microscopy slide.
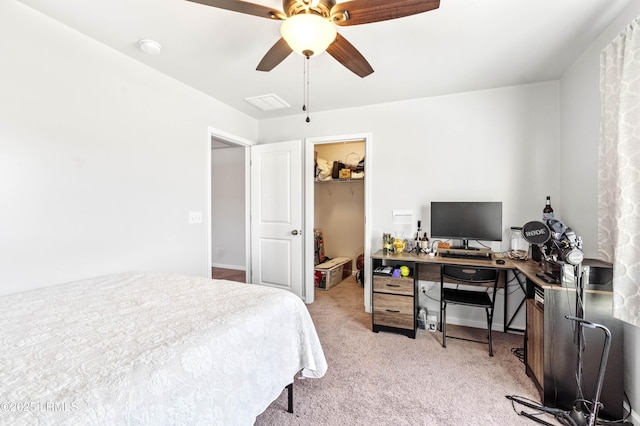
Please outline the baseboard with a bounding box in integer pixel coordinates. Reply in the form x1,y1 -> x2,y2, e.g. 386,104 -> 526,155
211,263 -> 245,271
624,401 -> 639,425
444,317 -> 499,331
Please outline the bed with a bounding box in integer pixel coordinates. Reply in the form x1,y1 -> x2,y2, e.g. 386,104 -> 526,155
0,272 -> 327,425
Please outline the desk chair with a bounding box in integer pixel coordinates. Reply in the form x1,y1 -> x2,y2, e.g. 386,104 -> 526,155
440,264 -> 500,356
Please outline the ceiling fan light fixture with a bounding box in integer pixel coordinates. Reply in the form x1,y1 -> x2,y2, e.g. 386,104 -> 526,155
280,13 -> 336,57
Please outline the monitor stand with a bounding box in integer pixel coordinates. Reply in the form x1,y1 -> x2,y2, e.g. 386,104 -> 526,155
450,239 -> 479,251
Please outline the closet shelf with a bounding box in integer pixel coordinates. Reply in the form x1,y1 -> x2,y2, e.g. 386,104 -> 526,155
314,178 -> 364,183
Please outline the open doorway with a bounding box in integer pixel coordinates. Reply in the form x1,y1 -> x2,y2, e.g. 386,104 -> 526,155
305,134 -> 372,311
210,136 -> 248,283
313,141 -> 365,287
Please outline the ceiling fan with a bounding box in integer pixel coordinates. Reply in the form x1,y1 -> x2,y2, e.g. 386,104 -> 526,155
186,0 -> 441,78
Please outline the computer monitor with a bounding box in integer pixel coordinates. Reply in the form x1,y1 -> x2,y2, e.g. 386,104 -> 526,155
430,201 -> 503,250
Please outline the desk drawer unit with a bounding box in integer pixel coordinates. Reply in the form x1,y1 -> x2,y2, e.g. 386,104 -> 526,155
373,276 -> 413,295
373,293 -> 414,329
372,271 -> 416,338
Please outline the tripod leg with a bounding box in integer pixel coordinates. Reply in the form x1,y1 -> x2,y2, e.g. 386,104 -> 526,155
520,411 -> 556,426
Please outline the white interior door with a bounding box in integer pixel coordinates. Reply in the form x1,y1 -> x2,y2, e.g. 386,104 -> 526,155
250,140 -> 303,298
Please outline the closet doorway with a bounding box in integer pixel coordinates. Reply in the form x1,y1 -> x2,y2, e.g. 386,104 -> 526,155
306,134 -> 372,311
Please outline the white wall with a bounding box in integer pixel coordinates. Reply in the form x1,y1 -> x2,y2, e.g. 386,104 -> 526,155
260,81 -> 560,330
560,3 -> 640,422
260,82 -> 560,246
211,146 -> 246,270
0,1 -> 257,295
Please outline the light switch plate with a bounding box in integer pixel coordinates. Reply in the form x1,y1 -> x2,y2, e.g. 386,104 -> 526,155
188,211 -> 203,224
392,209 -> 413,225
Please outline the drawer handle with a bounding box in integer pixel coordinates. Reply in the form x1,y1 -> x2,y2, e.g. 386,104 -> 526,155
386,309 -> 400,313
386,284 -> 401,287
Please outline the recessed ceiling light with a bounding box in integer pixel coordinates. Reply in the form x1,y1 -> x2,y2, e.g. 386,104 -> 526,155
245,94 -> 290,111
138,39 -> 162,55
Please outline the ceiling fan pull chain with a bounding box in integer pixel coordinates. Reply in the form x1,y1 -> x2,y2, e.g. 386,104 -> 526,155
303,52 -> 311,123
302,55 -> 306,114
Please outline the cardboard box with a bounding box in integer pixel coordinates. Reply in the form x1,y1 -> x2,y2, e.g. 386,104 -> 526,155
315,257 -> 351,290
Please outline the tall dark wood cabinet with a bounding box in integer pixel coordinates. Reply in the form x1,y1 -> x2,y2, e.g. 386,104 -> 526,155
524,260 -> 623,420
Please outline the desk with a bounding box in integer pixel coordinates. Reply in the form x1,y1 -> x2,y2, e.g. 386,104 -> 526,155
370,250 -> 527,338
370,252 -> 623,419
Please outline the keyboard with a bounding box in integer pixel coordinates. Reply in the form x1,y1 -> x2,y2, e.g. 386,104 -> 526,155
439,251 -> 492,261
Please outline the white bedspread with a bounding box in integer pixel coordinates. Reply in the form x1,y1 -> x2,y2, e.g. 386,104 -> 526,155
0,272 -> 327,425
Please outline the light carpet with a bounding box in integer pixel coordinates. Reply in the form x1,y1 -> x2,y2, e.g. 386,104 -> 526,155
255,275 -> 555,426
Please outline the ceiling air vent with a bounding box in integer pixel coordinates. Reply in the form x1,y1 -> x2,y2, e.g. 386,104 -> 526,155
245,94 -> 290,111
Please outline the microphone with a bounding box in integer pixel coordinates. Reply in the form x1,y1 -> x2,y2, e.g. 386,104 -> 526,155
522,221 -> 551,245
522,220 -> 583,265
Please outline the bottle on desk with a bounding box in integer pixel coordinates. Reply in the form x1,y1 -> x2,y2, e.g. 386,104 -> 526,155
420,232 -> 430,251
543,196 -> 554,221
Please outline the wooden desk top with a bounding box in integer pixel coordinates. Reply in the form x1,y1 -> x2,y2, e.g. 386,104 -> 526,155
371,249 -> 550,288
372,250 -> 515,269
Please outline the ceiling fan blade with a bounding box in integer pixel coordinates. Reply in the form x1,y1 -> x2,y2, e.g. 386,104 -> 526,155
331,0 -> 440,26
186,0 -> 286,20
326,33 -> 374,78
256,38 -> 293,72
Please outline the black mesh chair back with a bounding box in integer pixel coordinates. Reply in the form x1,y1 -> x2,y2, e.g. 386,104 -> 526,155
440,264 -> 500,356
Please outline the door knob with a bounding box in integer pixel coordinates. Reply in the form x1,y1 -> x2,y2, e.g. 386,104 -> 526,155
291,230 -> 300,235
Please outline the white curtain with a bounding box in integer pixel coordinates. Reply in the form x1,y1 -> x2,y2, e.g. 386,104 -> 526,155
599,15 -> 640,327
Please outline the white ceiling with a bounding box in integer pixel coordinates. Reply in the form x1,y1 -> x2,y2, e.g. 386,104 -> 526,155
17,0 -> 633,120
